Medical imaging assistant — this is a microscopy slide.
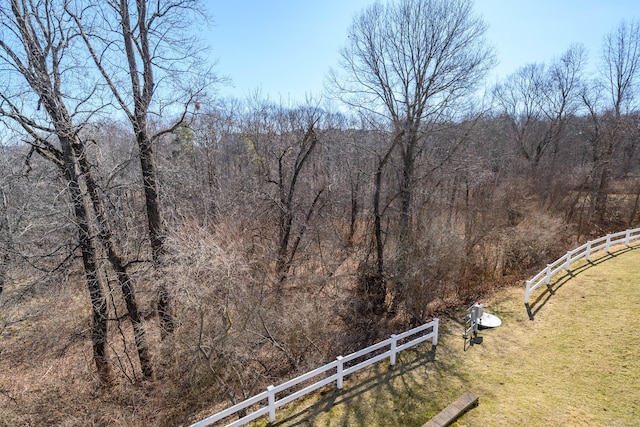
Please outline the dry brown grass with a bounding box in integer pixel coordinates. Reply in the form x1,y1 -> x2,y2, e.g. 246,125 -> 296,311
0,282 -> 103,426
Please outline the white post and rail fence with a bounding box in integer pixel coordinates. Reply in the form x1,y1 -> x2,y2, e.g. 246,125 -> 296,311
524,227 -> 640,315
189,318 -> 439,427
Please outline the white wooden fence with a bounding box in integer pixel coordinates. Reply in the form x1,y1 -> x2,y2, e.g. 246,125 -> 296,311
189,318 -> 439,427
524,227 -> 640,305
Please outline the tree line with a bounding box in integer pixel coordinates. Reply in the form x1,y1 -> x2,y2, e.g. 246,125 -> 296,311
0,0 -> 639,424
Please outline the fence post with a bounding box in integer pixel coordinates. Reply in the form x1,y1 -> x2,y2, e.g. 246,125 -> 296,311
390,334 -> 397,366
267,385 -> 276,423
545,264 -> 552,284
586,241 -> 592,261
605,234 -> 611,253
625,230 -> 631,246
432,318 -> 439,346
525,280 -> 531,305
336,356 -> 344,390
564,251 -> 572,271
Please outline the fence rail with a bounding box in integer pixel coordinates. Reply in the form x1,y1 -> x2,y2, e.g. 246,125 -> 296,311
524,227 -> 640,305
189,318 -> 439,427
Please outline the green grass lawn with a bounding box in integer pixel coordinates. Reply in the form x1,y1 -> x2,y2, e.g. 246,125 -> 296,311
258,244 -> 640,427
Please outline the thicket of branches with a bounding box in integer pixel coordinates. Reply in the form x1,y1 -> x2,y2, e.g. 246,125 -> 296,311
0,0 -> 639,425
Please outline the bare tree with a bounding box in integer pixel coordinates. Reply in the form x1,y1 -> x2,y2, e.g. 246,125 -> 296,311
0,0 -> 154,382
67,0 -> 218,334
0,0 -> 112,383
329,0 -> 494,313
241,100 -> 325,284
583,20 -> 640,224
493,45 -> 586,172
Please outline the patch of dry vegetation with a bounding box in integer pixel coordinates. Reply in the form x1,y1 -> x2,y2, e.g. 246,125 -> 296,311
1,220 -> 362,426
0,211 -> 623,427
1,203 -> 636,427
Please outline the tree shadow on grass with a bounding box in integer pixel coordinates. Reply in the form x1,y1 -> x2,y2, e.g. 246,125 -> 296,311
525,244 -> 638,320
270,343 -> 468,427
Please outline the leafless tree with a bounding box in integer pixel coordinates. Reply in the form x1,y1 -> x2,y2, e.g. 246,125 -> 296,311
0,0 -> 153,382
0,0 -> 113,383
329,0 -> 494,313
240,100 -> 325,284
583,20 -> 640,224
493,45 -> 586,172
66,0 -> 218,334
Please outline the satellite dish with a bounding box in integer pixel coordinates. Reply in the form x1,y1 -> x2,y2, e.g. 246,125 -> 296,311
478,312 -> 502,329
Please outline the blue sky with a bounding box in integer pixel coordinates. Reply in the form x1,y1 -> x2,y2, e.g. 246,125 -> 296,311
205,0 -> 640,103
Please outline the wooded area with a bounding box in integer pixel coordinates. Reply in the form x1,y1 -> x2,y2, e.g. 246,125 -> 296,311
0,0 -> 639,425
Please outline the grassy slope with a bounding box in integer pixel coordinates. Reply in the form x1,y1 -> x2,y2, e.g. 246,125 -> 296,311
261,245 -> 640,427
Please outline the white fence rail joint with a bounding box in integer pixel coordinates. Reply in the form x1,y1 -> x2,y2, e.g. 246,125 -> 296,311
189,318 -> 439,427
523,227 -> 640,318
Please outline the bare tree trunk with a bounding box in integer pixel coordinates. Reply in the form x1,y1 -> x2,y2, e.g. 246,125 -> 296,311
61,143 -> 112,385
373,160 -> 386,282
371,131 -> 405,314
76,144 -> 154,379
119,0 -> 173,335
347,171 -> 361,246
80,235 -> 111,384
275,123 -> 319,283
0,189 -> 11,298
399,135 -> 416,247
138,138 -> 163,262
38,136 -> 113,384
138,133 -> 173,336
116,267 -> 153,379
593,164 -> 610,224
392,132 -> 418,315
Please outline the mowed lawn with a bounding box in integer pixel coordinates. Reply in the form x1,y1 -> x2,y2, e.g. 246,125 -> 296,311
260,244 -> 640,427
